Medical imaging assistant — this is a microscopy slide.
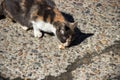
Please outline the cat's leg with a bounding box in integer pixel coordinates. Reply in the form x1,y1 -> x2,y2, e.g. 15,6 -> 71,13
21,26 -> 29,31
33,24 -> 42,38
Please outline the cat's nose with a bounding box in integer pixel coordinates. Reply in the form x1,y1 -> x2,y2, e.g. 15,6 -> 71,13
61,39 -> 66,43
60,36 -> 66,43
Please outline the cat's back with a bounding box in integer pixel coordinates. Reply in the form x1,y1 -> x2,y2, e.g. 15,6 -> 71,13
2,0 -> 57,26
3,0 -> 56,16
3,0 -> 56,18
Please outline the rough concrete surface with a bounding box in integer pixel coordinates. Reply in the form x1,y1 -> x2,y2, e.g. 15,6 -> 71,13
0,0 -> 120,80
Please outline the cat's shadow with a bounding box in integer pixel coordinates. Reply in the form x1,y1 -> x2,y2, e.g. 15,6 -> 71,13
70,28 -> 93,47
61,12 -> 94,47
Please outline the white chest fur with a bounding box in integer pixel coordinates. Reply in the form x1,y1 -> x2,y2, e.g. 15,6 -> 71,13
31,21 -> 56,37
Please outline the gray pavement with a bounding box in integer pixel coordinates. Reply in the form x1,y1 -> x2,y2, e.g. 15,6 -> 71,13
0,0 -> 120,80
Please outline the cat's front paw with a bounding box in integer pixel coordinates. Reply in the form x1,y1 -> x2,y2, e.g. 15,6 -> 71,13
21,26 -> 29,31
34,30 -> 42,38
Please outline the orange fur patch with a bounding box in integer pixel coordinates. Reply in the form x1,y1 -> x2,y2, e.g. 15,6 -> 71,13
36,0 -> 42,3
54,8 -> 65,22
36,16 -> 43,21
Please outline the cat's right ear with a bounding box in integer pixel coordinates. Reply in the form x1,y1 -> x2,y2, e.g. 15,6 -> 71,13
68,22 -> 78,31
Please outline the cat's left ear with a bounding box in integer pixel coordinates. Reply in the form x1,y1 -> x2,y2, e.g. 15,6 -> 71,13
69,22 -> 78,30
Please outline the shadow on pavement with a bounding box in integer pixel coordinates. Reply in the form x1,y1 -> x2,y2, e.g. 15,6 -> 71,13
70,28 -> 94,47
61,12 -> 74,22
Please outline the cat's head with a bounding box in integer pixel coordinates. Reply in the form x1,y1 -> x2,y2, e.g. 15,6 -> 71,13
54,21 -> 77,47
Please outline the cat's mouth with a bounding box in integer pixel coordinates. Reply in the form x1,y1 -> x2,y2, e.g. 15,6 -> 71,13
63,39 -> 71,47
64,34 -> 76,46
59,37 -> 75,49
59,39 -> 71,49
58,34 -> 76,49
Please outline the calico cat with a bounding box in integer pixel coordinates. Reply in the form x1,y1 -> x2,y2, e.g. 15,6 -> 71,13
0,0 -> 77,48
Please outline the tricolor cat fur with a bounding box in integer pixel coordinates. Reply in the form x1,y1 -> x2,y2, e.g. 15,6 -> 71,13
0,0 -> 77,47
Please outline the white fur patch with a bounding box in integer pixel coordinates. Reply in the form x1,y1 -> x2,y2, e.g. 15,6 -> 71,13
21,26 -> 28,31
31,21 -> 56,37
60,30 -> 64,35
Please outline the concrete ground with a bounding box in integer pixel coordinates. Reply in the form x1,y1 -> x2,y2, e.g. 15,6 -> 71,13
0,0 -> 120,80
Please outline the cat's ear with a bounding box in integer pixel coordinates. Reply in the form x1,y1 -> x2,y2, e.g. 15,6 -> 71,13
69,22 -> 78,30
